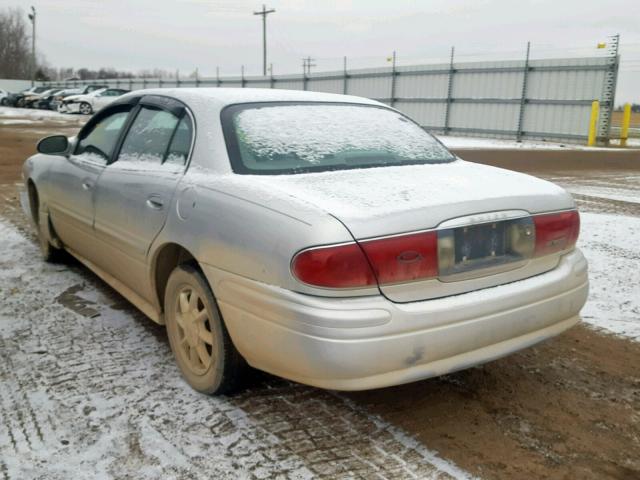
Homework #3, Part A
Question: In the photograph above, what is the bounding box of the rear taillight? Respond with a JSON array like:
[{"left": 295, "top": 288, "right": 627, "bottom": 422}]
[
  {"left": 533, "top": 210, "right": 580, "bottom": 257},
  {"left": 360, "top": 231, "right": 438, "bottom": 285},
  {"left": 292, "top": 231, "right": 438, "bottom": 289},
  {"left": 291, "top": 243, "right": 376, "bottom": 288},
  {"left": 292, "top": 209, "right": 579, "bottom": 289}
]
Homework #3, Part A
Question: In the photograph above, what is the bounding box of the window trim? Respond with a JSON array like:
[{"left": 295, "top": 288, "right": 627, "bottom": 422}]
[
  {"left": 220, "top": 101, "right": 455, "bottom": 176},
  {"left": 73, "top": 105, "right": 135, "bottom": 161},
  {"left": 109, "top": 95, "right": 195, "bottom": 170}
]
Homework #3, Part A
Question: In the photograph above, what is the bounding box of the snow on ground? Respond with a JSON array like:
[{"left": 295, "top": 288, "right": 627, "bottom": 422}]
[
  {"left": 0, "top": 106, "right": 73, "bottom": 120},
  {"left": 438, "top": 135, "right": 638, "bottom": 151},
  {"left": 566, "top": 185, "right": 640, "bottom": 205},
  {"left": 0, "top": 219, "right": 472, "bottom": 480},
  {"left": 578, "top": 212, "right": 640, "bottom": 341}
]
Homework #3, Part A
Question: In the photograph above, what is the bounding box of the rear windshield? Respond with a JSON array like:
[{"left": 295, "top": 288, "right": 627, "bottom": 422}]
[{"left": 221, "top": 102, "right": 455, "bottom": 175}]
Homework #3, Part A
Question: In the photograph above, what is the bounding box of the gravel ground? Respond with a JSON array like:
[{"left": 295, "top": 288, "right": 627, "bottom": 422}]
[{"left": 0, "top": 108, "right": 639, "bottom": 479}]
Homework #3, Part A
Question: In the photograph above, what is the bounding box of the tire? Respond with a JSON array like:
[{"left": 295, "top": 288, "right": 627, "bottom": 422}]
[
  {"left": 28, "top": 185, "right": 63, "bottom": 263},
  {"left": 16, "top": 98, "right": 25, "bottom": 108},
  {"left": 79, "top": 102, "right": 92, "bottom": 115},
  {"left": 0, "top": 98, "right": 7, "bottom": 106},
  {"left": 165, "top": 264, "right": 246, "bottom": 394}
]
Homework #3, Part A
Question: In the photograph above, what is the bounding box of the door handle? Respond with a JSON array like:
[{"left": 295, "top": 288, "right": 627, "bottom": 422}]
[
  {"left": 146, "top": 195, "right": 164, "bottom": 210},
  {"left": 82, "top": 181, "right": 93, "bottom": 190}
]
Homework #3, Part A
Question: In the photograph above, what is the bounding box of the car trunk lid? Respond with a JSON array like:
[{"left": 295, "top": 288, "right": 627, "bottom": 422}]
[{"left": 262, "top": 160, "right": 577, "bottom": 302}]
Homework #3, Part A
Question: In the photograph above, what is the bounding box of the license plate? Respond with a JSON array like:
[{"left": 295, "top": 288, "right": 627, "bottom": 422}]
[{"left": 438, "top": 217, "right": 535, "bottom": 279}]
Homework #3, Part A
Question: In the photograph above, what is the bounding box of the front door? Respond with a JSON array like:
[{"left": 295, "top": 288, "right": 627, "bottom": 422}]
[
  {"left": 47, "top": 106, "right": 132, "bottom": 260},
  {"left": 92, "top": 98, "right": 193, "bottom": 301}
]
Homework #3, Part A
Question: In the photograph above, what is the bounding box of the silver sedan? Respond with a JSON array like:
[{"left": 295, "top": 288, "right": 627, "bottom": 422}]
[{"left": 21, "top": 88, "right": 588, "bottom": 394}]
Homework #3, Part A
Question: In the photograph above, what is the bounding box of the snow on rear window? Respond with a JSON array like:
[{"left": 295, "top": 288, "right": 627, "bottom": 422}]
[{"left": 228, "top": 104, "right": 453, "bottom": 174}]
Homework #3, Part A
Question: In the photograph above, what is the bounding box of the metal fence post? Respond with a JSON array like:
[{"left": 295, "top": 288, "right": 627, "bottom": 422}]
[
  {"left": 343, "top": 56, "right": 348, "bottom": 95},
  {"left": 599, "top": 33, "right": 620, "bottom": 144},
  {"left": 241, "top": 65, "right": 246, "bottom": 88},
  {"left": 620, "top": 103, "right": 631, "bottom": 147},
  {"left": 302, "top": 60, "right": 307, "bottom": 91},
  {"left": 588, "top": 100, "right": 600, "bottom": 146},
  {"left": 443, "top": 46, "right": 455, "bottom": 135},
  {"left": 516, "top": 42, "right": 531, "bottom": 141},
  {"left": 129, "top": 78, "right": 133, "bottom": 90},
  {"left": 216, "top": 67, "right": 221, "bottom": 88},
  {"left": 389, "top": 51, "right": 397, "bottom": 107},
  {"left": 269, "top": 63, "right": 275, "bottom": 89}
]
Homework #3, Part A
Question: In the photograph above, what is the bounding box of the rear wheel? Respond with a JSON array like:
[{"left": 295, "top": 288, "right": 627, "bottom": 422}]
[
  {"left": 0, "top": 98, "right": 7, "bottom": 106},
  {"left": 165, "top": 264, "right": 245, "bottom": 394},
  {"left": 79, "top": 102, "right": 92, "bottom": 115}
]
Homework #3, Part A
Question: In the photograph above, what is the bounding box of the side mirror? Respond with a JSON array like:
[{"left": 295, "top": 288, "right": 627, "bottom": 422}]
[{"left": 37, "top": 135, "right": 69, "bottom": 156}]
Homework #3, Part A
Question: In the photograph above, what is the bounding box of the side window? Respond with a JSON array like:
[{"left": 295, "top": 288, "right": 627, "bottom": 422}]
[
  {"left": 164, "top": 115, "right": 193, "bottom": 167},
  {"left": 116, "top": 106, "right": 180, "bottom": 166},
  {"left": 75, "top": 109, "right": 130, "bottom": 163}
]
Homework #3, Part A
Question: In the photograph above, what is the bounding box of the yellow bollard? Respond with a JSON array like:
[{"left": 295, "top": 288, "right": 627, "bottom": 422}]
[
  {"left": 620, "top": 103, "right": 631, "bottom": 147},
  {"left": 587, "top": 100, "right": 599, "bottom": 147}
]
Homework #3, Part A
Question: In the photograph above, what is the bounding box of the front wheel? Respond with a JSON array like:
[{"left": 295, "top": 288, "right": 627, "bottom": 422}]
[
  {"left": 29, "top": 186, "right": 63, "bottom": 263},
  {"left": 79, "top": 102, "right": 92, "bottom": 115},
  {"left": 0, "top": 98, "right": 7, "bottom": 106},
  {"left": 165, "top": 264, "right": 246, "bottom": 394}
]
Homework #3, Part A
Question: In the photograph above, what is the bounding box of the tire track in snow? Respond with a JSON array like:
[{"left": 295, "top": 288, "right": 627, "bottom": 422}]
[{"left": 0, "top": 216, "right": 473, "bottom": 479}]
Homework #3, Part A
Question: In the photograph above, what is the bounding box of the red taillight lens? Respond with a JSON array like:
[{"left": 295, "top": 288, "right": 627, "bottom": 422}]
[
  {"left": 291, "top": 243, "right": 376, "bottom": 288},
  {"left": 360, "top": 231, "right": 438, "bottom": 285},
  {"left": 533, "top": 210, "right": 580, "bottom": 257}
]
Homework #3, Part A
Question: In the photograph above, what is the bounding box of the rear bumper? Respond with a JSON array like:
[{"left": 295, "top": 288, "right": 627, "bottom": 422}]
[{"left": 203, "top": 249, "right": 588, "bottom": 390}]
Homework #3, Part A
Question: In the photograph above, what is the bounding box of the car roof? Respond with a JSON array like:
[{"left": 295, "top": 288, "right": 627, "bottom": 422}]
[{"left": 119, "top": 88, "right": 384, "bottom": 110}]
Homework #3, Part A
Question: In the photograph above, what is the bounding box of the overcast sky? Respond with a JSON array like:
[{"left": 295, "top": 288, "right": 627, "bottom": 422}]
[{"left": 4, "top": 0, "right": 639, "bottom": 103}]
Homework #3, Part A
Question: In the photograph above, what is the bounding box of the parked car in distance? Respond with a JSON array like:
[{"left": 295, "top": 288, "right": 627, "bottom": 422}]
[
  {"left": 51, "top": 84, "right": 108, "bottom": 112},
  {"left": 11, "top": 86, "right": 50, "bottom": 107},
  {"left": 32, "top": 89, "right": 64, "bottom": 110},
  {"left": 24, "top": 89, "right": 62, "bottom": 109},
  {"left": 21, "top": 88, "right": 589, "bottom": 395},
  {"left": 59, "top": 88, "right": 130, "bottom": 114},
  {"left": 50, "top": 88, "right": 81, "bottom": 111},
  {"left": 0, "top": 88, "right": 10, "bottom": 106}
]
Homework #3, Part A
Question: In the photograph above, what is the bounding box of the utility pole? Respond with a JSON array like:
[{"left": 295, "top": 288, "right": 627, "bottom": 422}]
[
  {"left": 28, "top": 6, "right": 36, "bottom": 86},
  {"left": 302, "top": 56, "right": 316, "bottom": 75},
  {"left": 253, "top": 5, "right": 275, "bottom": 76}
]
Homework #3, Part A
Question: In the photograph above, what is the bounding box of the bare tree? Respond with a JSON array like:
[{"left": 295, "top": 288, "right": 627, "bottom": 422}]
[{"left": 0, "top": 7, "right": 31, "bottom": 79}]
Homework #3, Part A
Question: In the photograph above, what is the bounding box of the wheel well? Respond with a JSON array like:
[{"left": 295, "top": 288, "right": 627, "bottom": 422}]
[
  {"left": 153, "top": 243, "right": 199, "bottom": 312},
  {"left": 27, "top": 180, "right": 39, "bottom": 226}
]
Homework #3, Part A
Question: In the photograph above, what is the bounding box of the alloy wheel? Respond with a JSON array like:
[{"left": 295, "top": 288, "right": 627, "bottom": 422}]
[{"left": 174, "top": 286, "right": 216, "bottom": 375}]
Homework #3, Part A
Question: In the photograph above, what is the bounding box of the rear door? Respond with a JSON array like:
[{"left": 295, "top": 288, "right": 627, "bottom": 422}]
[{"left": 92, "top": 96, "right": 193, "bottom": 299}]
